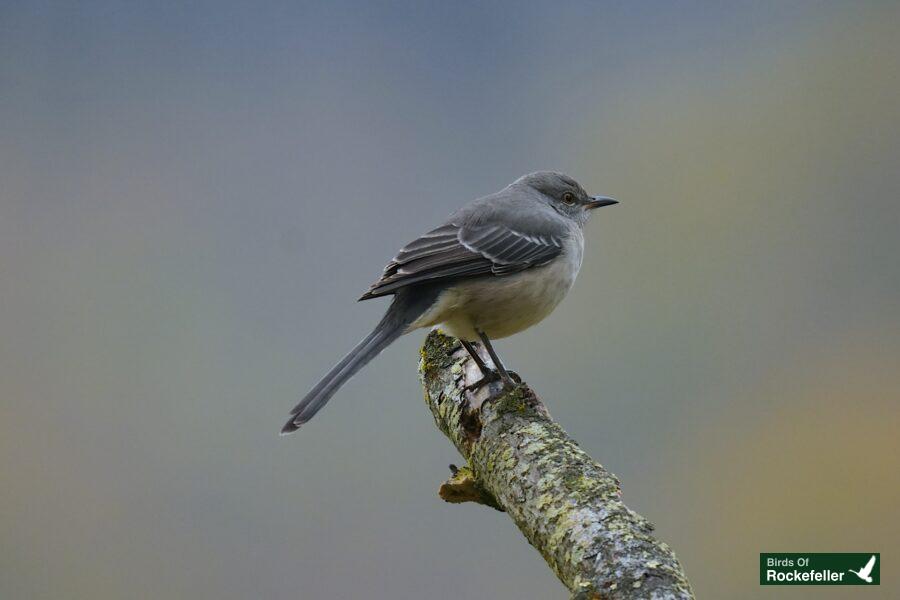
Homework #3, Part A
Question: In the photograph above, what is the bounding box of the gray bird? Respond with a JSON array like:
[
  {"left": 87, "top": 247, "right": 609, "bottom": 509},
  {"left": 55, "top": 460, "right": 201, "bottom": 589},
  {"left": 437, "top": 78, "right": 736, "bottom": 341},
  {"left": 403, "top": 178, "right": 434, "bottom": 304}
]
[{"left": 281, "top": 171, "right": 617, "bottom": 434}]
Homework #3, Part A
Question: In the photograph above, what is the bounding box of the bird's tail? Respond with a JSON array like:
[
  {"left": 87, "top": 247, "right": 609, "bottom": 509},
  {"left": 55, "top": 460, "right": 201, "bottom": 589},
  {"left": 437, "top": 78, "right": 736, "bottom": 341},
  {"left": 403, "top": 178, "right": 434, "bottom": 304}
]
[{"left": 280, "top": 287, "right": 439, "bottom": 434}]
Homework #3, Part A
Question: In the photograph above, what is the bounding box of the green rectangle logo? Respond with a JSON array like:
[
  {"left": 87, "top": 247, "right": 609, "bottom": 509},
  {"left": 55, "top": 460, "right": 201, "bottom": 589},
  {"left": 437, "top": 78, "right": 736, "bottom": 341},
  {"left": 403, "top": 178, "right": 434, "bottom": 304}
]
[{"left": 760, "top": 553, "right": 880, "bottom": 585}]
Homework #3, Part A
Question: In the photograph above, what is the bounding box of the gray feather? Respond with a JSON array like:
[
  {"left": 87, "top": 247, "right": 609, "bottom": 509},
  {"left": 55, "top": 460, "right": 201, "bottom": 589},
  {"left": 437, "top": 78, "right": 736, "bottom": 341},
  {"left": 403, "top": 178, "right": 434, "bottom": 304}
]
[
  {"left": 281, "top": 286, "right": 441, "bottom": 433},
  {"left": 360, "top": 198, "right": 567, "bottom": 300}
]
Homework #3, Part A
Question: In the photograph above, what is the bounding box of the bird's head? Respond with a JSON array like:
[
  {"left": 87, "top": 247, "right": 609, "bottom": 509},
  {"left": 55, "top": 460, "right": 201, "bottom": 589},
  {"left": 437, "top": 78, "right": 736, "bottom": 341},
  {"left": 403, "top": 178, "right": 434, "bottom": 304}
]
[{"left": 512, "top": 171, "right": 617, "bottom": 226}]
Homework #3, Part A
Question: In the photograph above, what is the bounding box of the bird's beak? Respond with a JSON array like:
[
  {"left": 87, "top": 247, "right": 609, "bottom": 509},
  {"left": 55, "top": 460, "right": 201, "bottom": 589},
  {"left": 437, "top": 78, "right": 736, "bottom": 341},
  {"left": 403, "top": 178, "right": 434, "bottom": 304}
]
[{"left": 586, "top": 195, "right": 618, "bottom": 209}]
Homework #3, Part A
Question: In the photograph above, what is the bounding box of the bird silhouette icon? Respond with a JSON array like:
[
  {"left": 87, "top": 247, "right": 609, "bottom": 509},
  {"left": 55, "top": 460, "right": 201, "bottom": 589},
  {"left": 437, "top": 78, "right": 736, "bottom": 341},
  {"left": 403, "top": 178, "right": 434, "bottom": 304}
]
[{"left": 848, "top": 555, "right": 877, "bottom": 583}]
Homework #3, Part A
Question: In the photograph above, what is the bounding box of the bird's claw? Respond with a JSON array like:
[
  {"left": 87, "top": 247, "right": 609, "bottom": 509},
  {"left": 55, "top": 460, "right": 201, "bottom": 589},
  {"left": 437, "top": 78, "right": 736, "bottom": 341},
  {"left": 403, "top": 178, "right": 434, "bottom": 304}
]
[
  {"left": 465, "top": 369, "right": 520, "bottom": 392},
  {"left": 465, "top": 370, "right": 501, "bottom": 392}
]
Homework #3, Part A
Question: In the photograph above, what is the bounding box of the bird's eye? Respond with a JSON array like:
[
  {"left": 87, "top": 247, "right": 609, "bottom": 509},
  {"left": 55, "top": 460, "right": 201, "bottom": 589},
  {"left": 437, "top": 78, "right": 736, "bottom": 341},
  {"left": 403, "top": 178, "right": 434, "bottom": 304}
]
[{"left": 562, "top": 192, "right": 576, "bottom": 205}]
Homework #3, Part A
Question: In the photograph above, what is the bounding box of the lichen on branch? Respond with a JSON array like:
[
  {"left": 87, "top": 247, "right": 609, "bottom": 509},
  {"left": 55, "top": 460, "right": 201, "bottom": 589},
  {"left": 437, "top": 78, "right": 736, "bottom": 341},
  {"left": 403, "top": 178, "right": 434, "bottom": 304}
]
[{"left": 419, "top": 330, "right": 694, "bottom": 600}]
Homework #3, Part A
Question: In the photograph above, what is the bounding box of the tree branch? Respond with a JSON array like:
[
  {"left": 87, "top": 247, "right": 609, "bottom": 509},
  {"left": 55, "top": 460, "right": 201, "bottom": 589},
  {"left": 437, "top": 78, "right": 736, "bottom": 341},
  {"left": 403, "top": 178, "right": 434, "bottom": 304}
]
[{"left": 419, "top": 330, "right": 694, "bottom": 600}]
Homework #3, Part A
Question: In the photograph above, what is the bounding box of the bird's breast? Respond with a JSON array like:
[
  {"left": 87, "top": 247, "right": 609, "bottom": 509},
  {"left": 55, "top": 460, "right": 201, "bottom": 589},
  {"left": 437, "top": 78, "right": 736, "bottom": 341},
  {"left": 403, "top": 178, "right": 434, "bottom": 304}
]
[{"left": 414, "top": 229, "right": 584, "bottom": 341}]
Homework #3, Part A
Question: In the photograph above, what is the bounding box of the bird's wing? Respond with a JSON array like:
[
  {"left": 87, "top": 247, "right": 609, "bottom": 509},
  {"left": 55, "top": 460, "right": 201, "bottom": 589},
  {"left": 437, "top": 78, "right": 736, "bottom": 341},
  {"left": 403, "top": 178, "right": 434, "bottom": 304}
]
[
  {"left": 359, "top": 221, "right": 564, "bottom": 299},
  {"left": 861, "top": 555, "right": 877, "bottom": 576}
]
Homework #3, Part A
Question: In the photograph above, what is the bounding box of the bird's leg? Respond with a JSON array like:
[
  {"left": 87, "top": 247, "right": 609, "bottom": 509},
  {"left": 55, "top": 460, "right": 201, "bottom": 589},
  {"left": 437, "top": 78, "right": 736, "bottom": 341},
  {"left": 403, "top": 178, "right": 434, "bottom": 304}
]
[
  {"left": 460, "top": 339, "right": 493, "bottom": 376},
  {"left": 477, "top": 330, "right": 515, "bottom": 386},
  {"left": 460, "top": 339, "right": 501, "bottom": 391}
]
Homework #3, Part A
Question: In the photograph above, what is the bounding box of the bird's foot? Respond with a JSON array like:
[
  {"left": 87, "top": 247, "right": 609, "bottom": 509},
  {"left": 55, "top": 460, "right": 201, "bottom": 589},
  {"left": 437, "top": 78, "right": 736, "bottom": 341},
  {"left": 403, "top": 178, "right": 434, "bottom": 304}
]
[
  {"left": 465, "top": 369, "right": 520, "bottom": 392},
  {"left": 465, "top": 369, "right": 501, "bottom": 392}
]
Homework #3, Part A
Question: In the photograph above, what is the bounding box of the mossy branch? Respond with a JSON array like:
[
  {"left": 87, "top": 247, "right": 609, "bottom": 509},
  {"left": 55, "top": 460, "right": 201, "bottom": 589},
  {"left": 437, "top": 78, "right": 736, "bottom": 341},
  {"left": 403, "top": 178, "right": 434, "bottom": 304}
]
[{"left": 419, "top": 330, "right": 694, "bottom": 600}]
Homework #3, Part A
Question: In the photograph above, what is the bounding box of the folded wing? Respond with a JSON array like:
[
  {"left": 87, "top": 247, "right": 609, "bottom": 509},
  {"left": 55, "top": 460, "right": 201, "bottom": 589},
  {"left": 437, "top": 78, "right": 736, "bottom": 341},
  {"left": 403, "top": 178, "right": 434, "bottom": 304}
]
[{"left": 359, "top": 221, "right": 563, "bottom": 299}]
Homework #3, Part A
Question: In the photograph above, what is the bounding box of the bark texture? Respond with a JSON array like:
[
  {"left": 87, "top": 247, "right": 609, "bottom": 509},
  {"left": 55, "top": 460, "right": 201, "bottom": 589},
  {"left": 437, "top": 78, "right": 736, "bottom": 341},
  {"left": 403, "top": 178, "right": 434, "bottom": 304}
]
[{"left": 419, "top": 330, "right": 694, "bottom": 600}]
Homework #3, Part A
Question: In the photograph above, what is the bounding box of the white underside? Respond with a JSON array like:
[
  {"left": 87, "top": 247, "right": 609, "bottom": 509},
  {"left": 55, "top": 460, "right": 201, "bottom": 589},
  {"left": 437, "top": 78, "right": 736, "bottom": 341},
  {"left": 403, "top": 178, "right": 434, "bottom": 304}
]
[{"left": 408, "top": 227, "right": 584, "bottom": 341}]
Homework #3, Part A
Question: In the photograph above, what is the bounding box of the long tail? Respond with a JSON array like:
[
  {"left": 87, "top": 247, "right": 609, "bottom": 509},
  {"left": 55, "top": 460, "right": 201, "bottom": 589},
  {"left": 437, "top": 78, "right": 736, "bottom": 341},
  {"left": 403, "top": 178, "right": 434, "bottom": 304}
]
[{"left": 280, "top": 288, "right": 438, "bottom": 434}]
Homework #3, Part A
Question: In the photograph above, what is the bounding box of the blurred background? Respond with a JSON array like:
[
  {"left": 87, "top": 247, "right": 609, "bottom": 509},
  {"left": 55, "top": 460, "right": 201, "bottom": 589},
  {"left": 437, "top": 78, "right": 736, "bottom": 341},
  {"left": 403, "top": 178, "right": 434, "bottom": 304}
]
[{"left": 2, "top": 1, "right": 898, "bottom": 598}]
